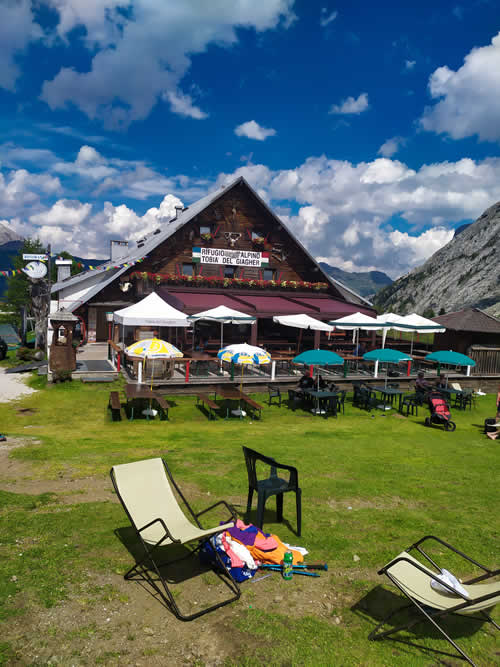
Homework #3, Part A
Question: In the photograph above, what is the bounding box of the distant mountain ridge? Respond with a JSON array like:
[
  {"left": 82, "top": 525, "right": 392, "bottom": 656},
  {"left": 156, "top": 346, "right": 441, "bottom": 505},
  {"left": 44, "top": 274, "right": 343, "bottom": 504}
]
[
  {"left": 319, "top": 262, "right": 392, "bottom": 298},
  {"left": 373, "top": 201, "right": 500, "bottom": 318},
  {"left": 0, "top": 223, "right": 21, "bottom": 245}
]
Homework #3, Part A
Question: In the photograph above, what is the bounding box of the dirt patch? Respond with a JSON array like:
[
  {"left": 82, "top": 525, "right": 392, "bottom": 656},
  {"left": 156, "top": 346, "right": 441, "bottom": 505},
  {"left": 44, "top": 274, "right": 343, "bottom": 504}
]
[
  {"left": 0, "top": 438, "right": 115, "bottom": 504},
  {"left": 3, "top": 564, "right": 349, "bottom": 666}
]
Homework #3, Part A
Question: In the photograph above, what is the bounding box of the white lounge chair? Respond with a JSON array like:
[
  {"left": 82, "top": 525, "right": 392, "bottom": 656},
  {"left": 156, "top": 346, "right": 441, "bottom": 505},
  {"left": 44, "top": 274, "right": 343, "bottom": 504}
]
[{"left": 110, "top": 457, "right": 240, "bottom": 620}]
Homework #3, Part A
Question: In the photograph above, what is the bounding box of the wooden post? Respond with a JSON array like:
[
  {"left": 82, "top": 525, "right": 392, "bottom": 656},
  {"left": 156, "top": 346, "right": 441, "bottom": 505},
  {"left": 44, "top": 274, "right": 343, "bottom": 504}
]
[
  {"left": 314, "top": 330, "right": 320, "bottom": 349},
  {"left": 185, "top": 360, "right": 190, "bottom": 383},
  {"left": 407, "top": 360, "right": 411, "bottom": 376}
]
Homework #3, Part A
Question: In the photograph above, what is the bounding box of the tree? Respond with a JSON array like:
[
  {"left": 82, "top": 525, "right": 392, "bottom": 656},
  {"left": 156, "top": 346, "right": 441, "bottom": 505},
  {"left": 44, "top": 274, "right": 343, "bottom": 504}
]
[
  {"left": 6, "top": 239, "right": 46, "bottom": 327},
  {"left": 6, "top": 242, "right": 84, "bottom": 348}
]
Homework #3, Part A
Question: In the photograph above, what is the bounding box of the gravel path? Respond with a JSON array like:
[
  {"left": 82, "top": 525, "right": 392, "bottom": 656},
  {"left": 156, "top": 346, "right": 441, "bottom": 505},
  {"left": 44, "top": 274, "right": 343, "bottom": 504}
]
[{"left": 0, "top": 367, "right": 37, "bottom": 402}]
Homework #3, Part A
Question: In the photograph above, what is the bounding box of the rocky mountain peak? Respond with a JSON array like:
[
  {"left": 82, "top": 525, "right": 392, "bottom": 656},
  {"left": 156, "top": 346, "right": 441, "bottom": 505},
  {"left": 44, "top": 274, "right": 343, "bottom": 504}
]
[{"left": 373, "top": 201, "right": 500, "bottom": 318}]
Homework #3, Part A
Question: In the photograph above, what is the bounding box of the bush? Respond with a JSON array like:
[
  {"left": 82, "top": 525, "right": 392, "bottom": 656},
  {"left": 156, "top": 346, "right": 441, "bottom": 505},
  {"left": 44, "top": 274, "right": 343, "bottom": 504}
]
[{"left": 16, "top": 347, "right": 34, "bottom": 361}]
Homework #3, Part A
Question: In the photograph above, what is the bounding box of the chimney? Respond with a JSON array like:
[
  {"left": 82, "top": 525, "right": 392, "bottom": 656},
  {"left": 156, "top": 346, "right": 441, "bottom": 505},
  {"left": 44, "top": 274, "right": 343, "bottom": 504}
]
[
  {"left": 175, "top": 206, "right": 183, "bottom": 219},
  {"left": 110, "top": 240, "right": 129, "bottom": 261},
  {"left": 55, "top": 259, "right": 72, "bottom": 282}
]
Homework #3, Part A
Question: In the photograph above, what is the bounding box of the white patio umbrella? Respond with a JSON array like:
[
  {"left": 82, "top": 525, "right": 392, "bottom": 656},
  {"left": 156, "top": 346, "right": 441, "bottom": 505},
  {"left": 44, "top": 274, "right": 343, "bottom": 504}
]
[
  {"left": 384, "top": 313, "right": 446, "bottom": 354},
  {"left": 273, "top": 313, "right": 333, "bottom": 332},
  {"left": 273, "top": 313, "right": 333, "bottom": 352},
  {"left": 188, "top": 305, "right": 255, "bottom": 349},
  {"left": 375, "top": 313, "right": 407, "bottom": 348},
  {"left": 329, "top": 312, "right": 380, "bottom": 360}
]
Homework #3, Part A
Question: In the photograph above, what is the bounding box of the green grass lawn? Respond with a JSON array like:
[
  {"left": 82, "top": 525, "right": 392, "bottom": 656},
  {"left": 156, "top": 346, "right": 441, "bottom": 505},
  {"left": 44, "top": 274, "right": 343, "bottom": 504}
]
[{"left": 0, "top": 373, "right": 498, "bottom": 665}]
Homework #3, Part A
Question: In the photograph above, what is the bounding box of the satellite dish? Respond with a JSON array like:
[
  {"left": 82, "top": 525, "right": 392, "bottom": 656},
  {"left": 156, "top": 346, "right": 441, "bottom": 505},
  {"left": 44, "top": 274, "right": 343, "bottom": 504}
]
[{"left": 22, "top": 261, "right": 47, "bottom": 280}]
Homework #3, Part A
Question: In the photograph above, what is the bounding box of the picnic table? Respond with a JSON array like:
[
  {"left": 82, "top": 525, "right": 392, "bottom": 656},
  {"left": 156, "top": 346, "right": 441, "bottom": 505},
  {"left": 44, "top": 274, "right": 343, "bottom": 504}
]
[
  {"left": 372, "top": 385, "right": 405, "bottom": 412},
  {"left": 304, "top": 388, "right": 339, "bottom": 415},
  {"left": 214, "top": 385, "right": 246, "bottom": 418},
  {"left": 124, "top": 383, "right": 169, "bottom": 420},
  {"left": 214, "top": 386, "right": 263, "bottom": 419},
  {"left": 438, "top": 386, "right": 466, "bottom": 409}
]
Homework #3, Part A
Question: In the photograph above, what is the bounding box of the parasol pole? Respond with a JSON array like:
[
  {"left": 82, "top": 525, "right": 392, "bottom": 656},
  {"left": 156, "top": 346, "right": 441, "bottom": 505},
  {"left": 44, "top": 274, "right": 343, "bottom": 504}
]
[{"left": 221, "top": 321, "right": 223, "bottom": 349}]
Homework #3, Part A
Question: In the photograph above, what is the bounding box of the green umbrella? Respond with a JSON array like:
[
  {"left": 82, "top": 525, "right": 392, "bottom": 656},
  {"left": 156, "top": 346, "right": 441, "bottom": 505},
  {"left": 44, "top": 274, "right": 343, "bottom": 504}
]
[
  {"left": 363, "top": 347, "right": 412, "bottom": 386},
  {"left": 293, "top": 349, "right": 344, "bottom": 366},
  {"left": 293, "top": 349, "right": 344, "bottom": 392},
  {"left": 425, "top": 350, "right": 476, "bottom": 380}
]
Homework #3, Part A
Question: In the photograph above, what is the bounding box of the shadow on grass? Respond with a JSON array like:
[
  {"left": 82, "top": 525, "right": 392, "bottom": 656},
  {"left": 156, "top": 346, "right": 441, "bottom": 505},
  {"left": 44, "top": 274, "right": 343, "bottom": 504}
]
[
  {"left": 352, "top": 585, "right": 490, "bottom": 664},
  {"left": 243, "top": 507, "right": 299, "bottom": 538},
  {"left": 113, "top": 526, "right": 238, "bottom": 618}
]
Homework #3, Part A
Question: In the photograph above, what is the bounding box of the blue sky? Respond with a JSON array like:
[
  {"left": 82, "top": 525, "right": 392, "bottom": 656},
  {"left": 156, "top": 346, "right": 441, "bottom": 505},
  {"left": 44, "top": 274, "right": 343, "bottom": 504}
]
[{"left": 1, "top": 0, "right": 500, "bottom": 278}]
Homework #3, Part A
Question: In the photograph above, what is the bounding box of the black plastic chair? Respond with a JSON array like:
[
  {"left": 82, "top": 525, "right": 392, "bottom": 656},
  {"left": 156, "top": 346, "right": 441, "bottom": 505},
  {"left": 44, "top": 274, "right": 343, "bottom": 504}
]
[
  {"left": 287, "top": 389, "right": 302, "bottom": 411},
  {"left": 336, "top": 389, "right": 346, "bottom": 414},
  {"left": 242, "top": 446, "right": 301, "bottom": 536},
  {"left": 267, "top": 384, "right": 282, "bottom": 407}
]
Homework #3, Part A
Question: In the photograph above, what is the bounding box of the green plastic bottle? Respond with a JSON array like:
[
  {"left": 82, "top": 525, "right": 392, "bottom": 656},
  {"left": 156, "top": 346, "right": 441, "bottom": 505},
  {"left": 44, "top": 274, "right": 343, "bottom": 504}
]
[{"left": 282, "top": 550, "right": 293, "bottom": 580}]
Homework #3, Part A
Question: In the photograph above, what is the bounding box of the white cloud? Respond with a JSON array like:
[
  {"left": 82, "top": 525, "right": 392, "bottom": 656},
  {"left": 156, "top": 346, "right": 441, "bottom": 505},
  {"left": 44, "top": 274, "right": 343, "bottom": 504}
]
[
  {"left": 40, "top": 0, "right": 296, "bottom": 127},
  {"left": 320, "top": 9, "right": 338, "bottom": 28},
  {"left": 378, "top": 136, "right": 405, "bottom": 158},
  {"left": 420, "top": 32, "right": 500, "bottom": 142},
  {"left": 405, "top": 59, "right": 416, "bottom": 70},
  {"left": 5, "top": 141, "right": 500, "bottom": 275},
  {"left": 329, "top": 93, "right": 369, "bottom": 115},
  {"left": 218, "top": 153, "right": 500, "bottom": 276},
  {"left": 234, "top": 120, "right": 277, "bottom": 141},
  {"left": 0, "top": 0, "right": 42, "bottom": 91},
  {"left": 164, "top": 90, "right": 208, "bottom": 120},
  {"left": 29, "top": 200, "right": 92, "bottom": 227}
]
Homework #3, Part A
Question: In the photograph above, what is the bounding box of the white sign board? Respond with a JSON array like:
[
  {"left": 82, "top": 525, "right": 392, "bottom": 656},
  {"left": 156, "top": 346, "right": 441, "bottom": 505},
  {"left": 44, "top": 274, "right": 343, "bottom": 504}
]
[
  {"left": 192, "top": 247, "right": 269, "bottom": 267},
  {"left": 23, "top": 253, "right": 48, "bottom": 261}
]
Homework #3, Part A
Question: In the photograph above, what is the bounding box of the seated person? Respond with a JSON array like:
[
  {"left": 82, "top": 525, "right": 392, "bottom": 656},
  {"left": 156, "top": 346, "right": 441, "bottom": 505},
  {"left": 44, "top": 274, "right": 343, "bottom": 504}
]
[
  {"left": 317, "top": 375, "right": 328, "bottom": 390},
  {"left": 298, "top": 373, "right": 314, "bottom": 391},
  {"left": 415, "top": 371, "right": 433, "bottom": 395},
  {"left": 354, "top": 342, "right": 366, "bottom": 357},
  {"left": 488, "top": 384, "right": 500, "bottom": 440},
  {"left": 435, "top": 374, "right": 448, "bottom": 391}
]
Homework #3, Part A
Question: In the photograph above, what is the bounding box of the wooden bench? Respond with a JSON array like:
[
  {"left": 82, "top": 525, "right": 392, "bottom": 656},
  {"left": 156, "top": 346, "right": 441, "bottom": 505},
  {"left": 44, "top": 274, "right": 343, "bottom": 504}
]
[
  {"left": 108, "top": 391, "right": 122, "bottom": 421},
  {"left": 241, "top": 395, "right": 263, "bottom": 420},
  {"left": 154, "top": 395, "right": 170, "bottom": 421},
  {"left": 196, "top": 393, "right": 220, "bottom": 420}
]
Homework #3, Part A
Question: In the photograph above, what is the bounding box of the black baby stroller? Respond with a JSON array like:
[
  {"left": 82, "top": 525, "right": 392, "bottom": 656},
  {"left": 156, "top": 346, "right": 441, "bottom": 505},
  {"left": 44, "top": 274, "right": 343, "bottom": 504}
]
[{"left": 425, "top": 391, "right": 456, "bottom": 431}]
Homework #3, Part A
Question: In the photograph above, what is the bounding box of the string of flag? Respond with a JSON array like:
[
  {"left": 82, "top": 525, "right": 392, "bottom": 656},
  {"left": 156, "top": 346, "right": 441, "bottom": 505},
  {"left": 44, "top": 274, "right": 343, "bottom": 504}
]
[{"left": 0, "top": 257, "right": 145, "bottom": 276}]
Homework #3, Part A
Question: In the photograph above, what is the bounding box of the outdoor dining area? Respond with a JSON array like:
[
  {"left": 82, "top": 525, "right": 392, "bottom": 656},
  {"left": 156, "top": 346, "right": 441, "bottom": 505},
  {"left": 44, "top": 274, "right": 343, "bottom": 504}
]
[{"left": 101, "top": 291, "right": 481, "bottom": 423}]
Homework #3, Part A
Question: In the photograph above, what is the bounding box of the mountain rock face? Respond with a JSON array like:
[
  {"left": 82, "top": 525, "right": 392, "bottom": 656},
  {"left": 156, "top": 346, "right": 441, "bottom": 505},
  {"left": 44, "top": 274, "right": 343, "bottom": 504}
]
[
  {"left": 373, "top": 201, "right": 500, "bottom": 318},
  {"left": 319, "top": 262, "right": 392, "bottom": 298},
  {"left": 0, "top": 222, "right": 21, "bottom": 245}
]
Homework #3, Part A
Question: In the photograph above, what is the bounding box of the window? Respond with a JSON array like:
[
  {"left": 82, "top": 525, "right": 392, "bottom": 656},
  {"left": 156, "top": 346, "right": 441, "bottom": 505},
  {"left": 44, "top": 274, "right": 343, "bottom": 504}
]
[
  {"left": 252, "top": 230, "right": 264, "bottom": 240},
  {"left": 200, "top": 224, "right": 212, "bottom": 236},
  {"left": 224, "top": 266, "right": 235, "bottom": 278},
  {"left": 182, "top": 263, "right": 195, "bottom": 276},
  {"left": 263, "top": 268, "right": 275, "bottom": 281}
]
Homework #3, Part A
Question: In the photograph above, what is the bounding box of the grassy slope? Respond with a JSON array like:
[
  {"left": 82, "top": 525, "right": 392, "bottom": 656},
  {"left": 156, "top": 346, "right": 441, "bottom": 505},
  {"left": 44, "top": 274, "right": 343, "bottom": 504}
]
[{"left": 0, "top": 374, "right": 498, "bottom": 665}]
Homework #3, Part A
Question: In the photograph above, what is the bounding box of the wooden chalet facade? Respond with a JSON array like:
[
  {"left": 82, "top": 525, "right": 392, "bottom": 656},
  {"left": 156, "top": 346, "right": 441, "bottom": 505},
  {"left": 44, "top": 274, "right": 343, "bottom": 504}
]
[{"left": 53, "top": 177, "right": 375, "bottom": 347}]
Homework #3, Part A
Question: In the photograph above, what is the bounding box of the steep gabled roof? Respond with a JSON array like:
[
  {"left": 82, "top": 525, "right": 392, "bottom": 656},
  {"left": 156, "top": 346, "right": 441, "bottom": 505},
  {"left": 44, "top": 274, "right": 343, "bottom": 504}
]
[
  {"left": 52, "top": 176, "right": 372, "bottom": 309},
  {"left": 433, "top": 308, "right": 500, "bottom": 333}
]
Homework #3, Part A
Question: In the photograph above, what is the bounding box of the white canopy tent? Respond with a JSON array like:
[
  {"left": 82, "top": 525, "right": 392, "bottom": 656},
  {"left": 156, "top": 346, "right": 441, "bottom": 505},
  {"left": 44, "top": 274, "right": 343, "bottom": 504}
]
[
  {"left": 113, "top": 292, "right": 189, "bottom": 327},
  {"left": 188, "top": 305, "right": 255, "bottom": 348}
]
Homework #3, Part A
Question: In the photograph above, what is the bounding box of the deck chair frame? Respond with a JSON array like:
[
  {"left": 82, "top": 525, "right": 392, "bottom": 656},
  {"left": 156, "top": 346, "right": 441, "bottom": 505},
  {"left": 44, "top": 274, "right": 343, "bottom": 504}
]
[
  {"left": 110, "top": 458, "right": 241, "bottom": 621},
  {"left": 369, "top": 535, "right": 500, "bottom": 665}
]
